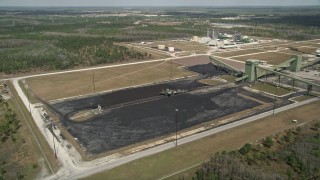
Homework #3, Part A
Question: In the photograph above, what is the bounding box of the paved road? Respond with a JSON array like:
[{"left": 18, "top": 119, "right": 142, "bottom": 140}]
[{"left": 8, "top": 55, "right": 320, "bottom": 180}]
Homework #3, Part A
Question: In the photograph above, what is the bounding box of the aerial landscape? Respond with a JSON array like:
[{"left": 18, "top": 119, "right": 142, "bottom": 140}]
[{"left": 0, "top": 0, "right": 320, "bottom": 179}]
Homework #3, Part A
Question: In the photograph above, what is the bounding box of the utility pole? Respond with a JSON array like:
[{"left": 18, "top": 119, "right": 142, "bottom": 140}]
[
  {"left": 170, "top": 60, "right": 173, "bottom": 79},
  {"left": 175, "top": 109, "right": 178, "bottom": 146},
  {"left": 52, "top": 122, "right": 57, "bottom": 159},
  {"left": 273, "top": 86, "right": 278, "bottom": 115},
  {"left": 26, "top": 85, "right": 31, "bottom": 114},
  {"left": 92, "top": 70, "right": 96, "bottom": 92}
]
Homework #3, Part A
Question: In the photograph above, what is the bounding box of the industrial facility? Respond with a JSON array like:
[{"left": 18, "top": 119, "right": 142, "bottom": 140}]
[{"left": 192, "top": 29, "right": 253, "bottom": 49}]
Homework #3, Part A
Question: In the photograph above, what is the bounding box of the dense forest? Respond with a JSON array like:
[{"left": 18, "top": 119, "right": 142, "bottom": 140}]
[
  {"left": 0, "top": 36, "right": 145, "bottom": 74},
  {"left": 1, "top": 7, "right": 320, "bottom": 74}
]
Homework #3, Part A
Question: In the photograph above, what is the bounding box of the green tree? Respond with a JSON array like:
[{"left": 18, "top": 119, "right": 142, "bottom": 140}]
[
  {"left": 239, "top": 143, "right": 252, "bottom": 155},
  {"left": 263, "top": 136, "right": 274, "bottom": 148},
  {"left": 286, "top": 169, "right": 293, "bottom": 180},
  {"left": 314, "top": 123, "right": 320, "bottom": 131},
  {"left": 284, "top": 131, "right": 293, "bottom": 143}
]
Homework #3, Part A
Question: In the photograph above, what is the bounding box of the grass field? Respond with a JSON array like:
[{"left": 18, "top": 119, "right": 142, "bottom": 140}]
[
  {"left": 213, "top": 49, "right": 265, "bottom": 58},
  {"left": 27, "top": 61, "right": 196, "bottom": 101},
  {"left": 251, "top": 82, "right": 292, "bottom": 96},
  {"left": 83, "top": 100, "right": 320, "bottom": 180},
  {"left": 232, "top": 52, "right": 293, "bottom": 65}
]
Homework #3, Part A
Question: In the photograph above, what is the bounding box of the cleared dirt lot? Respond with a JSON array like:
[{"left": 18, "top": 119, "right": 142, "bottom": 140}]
[
  {"left": 213, "top": 49, "right": 265, "bottom": 58},
  {"left": 292, "top": 46, "right": 318, "bottom": 54},
  {"left": 279, "top": 49, "right": 304, "bottom": 55},
  {"left": 27, "top": 61, "right": 196, "bottom": 101},
  {"left": 294, "top": 42, "right": 320, "bottom": 48},
  {"left": 232, "top": 52, "right": 293, "bottom": 65}
]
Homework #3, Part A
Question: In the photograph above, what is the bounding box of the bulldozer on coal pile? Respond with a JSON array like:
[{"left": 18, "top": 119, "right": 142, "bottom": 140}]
[{"left": 160, "top": 88, "right": 186, "bottom": 96}]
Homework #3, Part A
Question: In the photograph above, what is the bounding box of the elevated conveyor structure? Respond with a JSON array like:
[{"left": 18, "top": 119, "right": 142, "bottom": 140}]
[
  {"left": 243, "top": 55, "right": 320, "bottom": 95},
  {"left": 256, "top": 66, "right": 320, "bottom": 95},
  {"left": 268, "top": 55, "right": 319, "bottom": 72},
  {"left": 209, "top": 56, "right": 244, "bottom": 76},
  {"left": 245, "top": 55, "right": 320, "bottom": 82}
]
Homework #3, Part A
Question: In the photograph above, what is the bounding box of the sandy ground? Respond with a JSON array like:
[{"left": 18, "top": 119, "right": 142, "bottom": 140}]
[
  {"left": 213, "top": 48, "right": 265, "bottom": 58},
  {"left": 232, "top": 52, "right": 293, "bottom": 65}
]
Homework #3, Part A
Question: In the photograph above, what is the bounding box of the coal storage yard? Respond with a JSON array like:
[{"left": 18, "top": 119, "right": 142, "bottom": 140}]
[
  {"left": 50, "top": 85, "right": 272, "bottom": 154},
  {"left": 187, "top": 63, "right": 229, "bottom": 76},
  {"left": 47, "top": 64, "right": 278, "bottom": 155}
]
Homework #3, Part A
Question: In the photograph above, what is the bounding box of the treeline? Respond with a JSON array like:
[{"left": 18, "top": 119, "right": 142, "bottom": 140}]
[
  {"left": 0, "top": 16, "right": 138, "bottom": 35},
  {"left": 0, "top": 95, "right": 21, "bottom": 143},
  {"left": 0, "top": 50, "right": 76, "bottom": 73},
  {"left": 0, "top": 36, "right": 148, "bottom": 74},
  {"left": 53, "top": 36, "right": 107, "bottom": 52},
  {"left": 79, "top": 43, "right": 145, "bottom": 66},
  {"left": 189, "top": 122, "right": 320, "bottom": 180}
]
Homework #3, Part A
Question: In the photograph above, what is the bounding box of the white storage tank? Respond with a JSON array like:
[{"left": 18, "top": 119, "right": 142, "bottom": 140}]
[
  {"left": 158, "top": 45, "right": 166, "bottom": 50},
  {"left": 168, "top": 47, "right": 175, "bottom": 52}
]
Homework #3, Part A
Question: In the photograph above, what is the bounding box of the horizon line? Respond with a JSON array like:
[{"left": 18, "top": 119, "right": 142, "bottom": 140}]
[{"left": 1, "top": 5, "right": 320, "bottom": 8}]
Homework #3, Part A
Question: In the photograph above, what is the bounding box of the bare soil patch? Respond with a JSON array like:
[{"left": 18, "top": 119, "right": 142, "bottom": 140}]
[
  {"left": 294, "top": 42, "right": 320, "bottom": 48},
  {"left": 198, "top": 79, "right": 225, "bottom": 86},
  {"left": 293, "top": 46, "right": 318, "bottom": 54},
  {"left": 232, "top": 52, "right": 293, "bottom": 65},
  {"left": 213, "top": 49, "right": 265, "bottom": 58}
]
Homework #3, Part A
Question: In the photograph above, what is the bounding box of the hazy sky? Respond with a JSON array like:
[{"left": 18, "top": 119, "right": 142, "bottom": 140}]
[{"left": 0, "top": 0, "right": 319, "bottom": 7}]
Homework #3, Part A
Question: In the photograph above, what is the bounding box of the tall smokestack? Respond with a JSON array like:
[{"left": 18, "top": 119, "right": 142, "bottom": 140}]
[{"left": 212, "top": 29, "right": 215, "bottom": 39}]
